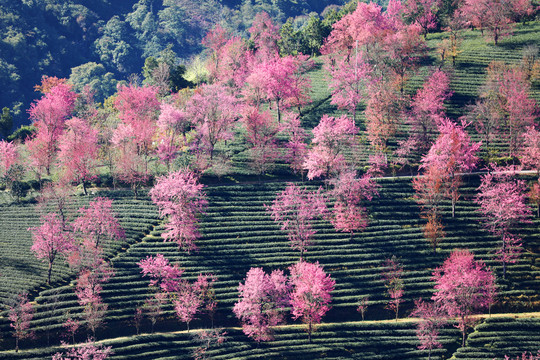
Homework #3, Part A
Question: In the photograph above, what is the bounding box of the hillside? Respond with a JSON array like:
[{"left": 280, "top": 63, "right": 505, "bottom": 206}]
[
  {"left": 0, "top": 0, "right": 346, "bottom": 129},
  {"left": 0, "top": 9, "right": 539, "bottom": 360}
]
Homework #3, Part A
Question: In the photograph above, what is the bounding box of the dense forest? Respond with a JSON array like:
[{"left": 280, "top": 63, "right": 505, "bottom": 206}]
[{"left": 0, "top": 0, "right": 357, "bottom": 129}]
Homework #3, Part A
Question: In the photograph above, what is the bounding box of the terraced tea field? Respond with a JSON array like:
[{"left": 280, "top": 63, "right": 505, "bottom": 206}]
[{"left": 0, "top": 176, "right": 538, "bottom": 358}]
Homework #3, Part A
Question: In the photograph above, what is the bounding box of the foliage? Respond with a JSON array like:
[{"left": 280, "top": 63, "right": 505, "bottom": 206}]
[
  {"left": 381, "top": 256, "right": 405, "bottom": 320},
  {"left": 149, "top": 169, "right": 208, "bottom": 252},
  {"left": 233, "top": 267, "right": 289, "bottom": 342},
  {"left": 432, "top": 249, "right": 497, "bottom": 346},
  {"left": 289, "top": 261, "right": 335, "bottom": 343},
  {"left": 267, "top": 183, "right": 326, "bottom": 258}
]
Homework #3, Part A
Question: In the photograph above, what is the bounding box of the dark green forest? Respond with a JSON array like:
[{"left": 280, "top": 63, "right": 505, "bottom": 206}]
[{"left": 0, "top": 0, "right": 359, "bottom": 130}]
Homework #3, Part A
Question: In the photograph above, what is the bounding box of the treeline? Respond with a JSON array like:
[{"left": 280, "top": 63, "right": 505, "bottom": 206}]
[{"left": 0, "top": 0, "right": 350, "bottom": 129}]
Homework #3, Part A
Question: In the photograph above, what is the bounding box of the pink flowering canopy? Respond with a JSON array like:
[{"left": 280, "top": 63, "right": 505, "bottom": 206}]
[
  {"left": 289, "top": 261, "right": 335, "bottom": 343},
  {"left": 233, "top": 267, "right": 289, "bottom": 342},
  {"left": 149, "top": 169, "right": 208, "bottom": 252},
  {"left": 432, "top": 249, "right": 497, "bottom": 346},
  {"left": 30, "top": 212, "right": 74, "bottom": 284},
  {"left": 72, "top": 197, "right": 125, "bottom": 249},
  {"left": 267, "top": 183, "right": 326, "bottom": 258}
]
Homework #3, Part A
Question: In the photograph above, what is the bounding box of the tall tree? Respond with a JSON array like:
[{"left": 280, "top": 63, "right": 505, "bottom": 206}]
[
  {"left": 328, "top": 171, "right": 379, "bottom": 238},
  {"left": 111, "top": 123, "right": 148, "bottom": 197},
  {"left": 422, "top": 119, "right": 481, "bottom": 217},
  {"left": 57, "top": 117, "right": 99, "bottom": 194},
  {"left": 245, "top": 55, "right": 309, "bottom": 123},
  {"left": 381, "top": 256, "right": 405, "bottom": 320},
  {"left": 149, "top": 169, "right": 208, "bottom": 252},
  {"left": 242, "top": 107, "right": 281, "bottom": 177},
  {"left": 303, "top": 114, "right": 358, "bottom": 180},
  {"left": 30, "top": 213, "right": 74, "bottom": 284},
  {"left": 476, "top": 166, "right": 532, "bottom": 278},
  {"left": 267, "top": 183, "right": 326, "bottom": 259},
  {"left": 407, "top": 70, "right": 452, "bottom": 154},
  {"left": 187, "top": 83, "right": 239, "bottom": 161},
  {"left": 27, "top": 83, "right": 77, "bottom": 176},
  {"left": 233, "top": 267, "right": 290, "bottom": 342},
  {"left": 72, "top": 197, "right": 125, "bottom": 249},
  {"left": 156, "top": 102, "right": 189, "bottom": 171},
  {"left": 410, "top": 299, "right": 447, "bottom": 360},
  {"left": 8, "top": 292, "right": 34, "bottom": 352},
  {"left": 432, "top": 249, "right": 497, "bottom": 346},
  {"left": 402, "top": 0, "right": 441, "bottom": 38},
  {"left": 114, "top": 84, "right": 159, "bottom": 149},
  {"left": 289, "top": 261, "right": 335, "bottom": 343}
]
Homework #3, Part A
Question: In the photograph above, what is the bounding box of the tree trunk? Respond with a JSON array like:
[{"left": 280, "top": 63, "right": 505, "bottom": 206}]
[
  {"left": 452, "top": 198, "right": 456, "bottom": 218},
  {"left": 47, "top": 262, "right": 53, "bottom": 285},
  {"left": 82, "top": 180, "right": 87, "bottom": 196},
  {"left": 15, "top": 337, "right": 19, "bottom": 352},
  {"left": 428, "top": 347, "right": 432, "bottom": 360},
  {"left": 308, "top": 320, "right": 312, "bottom": 343}
]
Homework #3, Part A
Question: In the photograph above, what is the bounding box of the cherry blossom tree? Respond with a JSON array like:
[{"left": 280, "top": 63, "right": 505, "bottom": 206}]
[
  {"left": 245, "top": 55, "right": 309, "bottom": 123},
  {"left": 328, "top": 171, "right": 379, "bottom": 238},
  {"left": 497, "top": 66, "right": 538, "bottom": 156},
  {"left": 267, "top": 183, "right": 326, "bottom": 259},
  {"left": 402, "top": 0, "right": 441, "bottom": 38},
  {"left": 465, "top": 98, "right": 502, "bottom": 156},
  {"left": 365, "top": 79, "right": 405, "bottom": 153},
  {"left": 111, "top": 123, "right": 148, "bottom": 197},
  {"left": 326, "top": 49, "right": 371, "bottom": 122},
  {"left": 8, "top": 292, "right": 34, "bottom": 352},
  {"left": 203, "top": 25, "right": 252, "bottom": 89},
  {"left": 422, "top": 119, "right": 481, "bottom": 217},
  {"left": 478, "top": 62, "right": 537, "bottom": 157},
  {"left": 357, "top": 296, "right": 369, "bottom": 321},
  {"left": 413, "top": 164, "right": 448, "bottom": 253},
  {"left": 432, "top": 249, "right": 497, "bottom": 346},
  {"left": 114, "top": 84, "right": 160, "bottom": 155},
  {"left": 62, "top": 315, "right": 80, "bottom": 344},
  {"left": 476, "top": 166, "right": 532, "bottom": 278},
  {"left": 156, "top": 102, "right": 189, "bottom": 171},
  {"left": 57, "top": 117, "right": 99, "bottom": 194},
  {"left": 407, "top": 70, "right": 452, "bottom": 154},
  {"left": 30, "top": 212, "right": 74, "bottom": 284},
  {"left": 72, "top": 197, "right": 125, "bottom": 249},
  {"left": 381, "top": 256, "right": 405, "bottom": 320},
  {"left": 282, "top": 112, "right": 308, "bottom": 177},
  {"left": 191, "top": 328, "right": 227, "bottom": 360},
  {"left": 248, "top": 12, "right": 280, "bottom": 61},
  {"left": 27, "top": 83, "right": 77, "bottom": 176},
  {"left": 529, "top": 180, "right": 540, "bottom": 218},
  {"left": 187, "top": 83, "right": 239, "bottom": 161},
  {"left": 143, "top": 292, "right": 167, "bottom": 333},
  {"left": 410, "top": 299, "right": 447, "bottom": 360},
  {"left": 36, "top": 180, "right": 73, "bottom": 226},
  {"left": 75, "top": 271, "right": 109, "bottom": 338},
  {"left": 289, "top": 261, "right": 335, "bottom": 343},
  {"left": 233, "top": 267, "right": 289, "bottom": 342},
  {"left": 173, "top": 282, "right": 202, "bottom": 332},
  {"left": 303, "top": 114, "right": 358, "bottom": 180},
  {"left": 242, "top": 107, "right": 281, "bottom": 176},
  {"left": 52, "top": 340, "right": 112, "bottom": 360},
  {"left": 149, "top": 169, "right": 208, "bottom": 252},
  {"left": 193, "top": 273, "right": 218, "bottom": 327},
  {"left": 0, "top": 140, "right": 18, "bottom": 183},
  {"left": 459, "top": 0, "right": 514, "bottom": 44},
  {"left": 521, "top": 127, "right": 540, "bottom": 175},
  {"left": 138, "top": 254, "right": 184, "bottom": 293}
]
